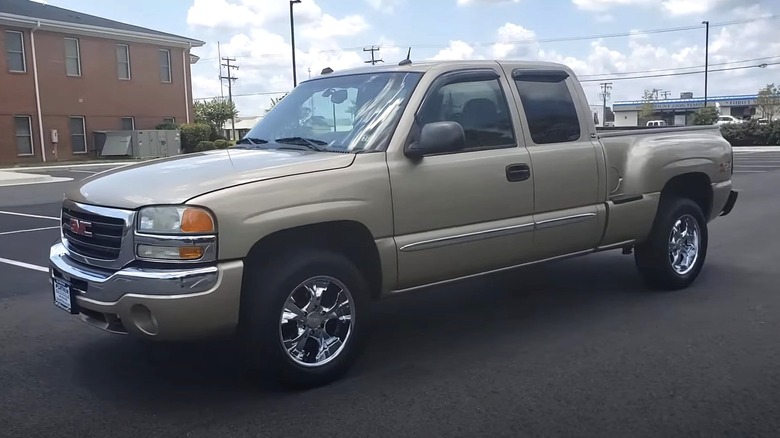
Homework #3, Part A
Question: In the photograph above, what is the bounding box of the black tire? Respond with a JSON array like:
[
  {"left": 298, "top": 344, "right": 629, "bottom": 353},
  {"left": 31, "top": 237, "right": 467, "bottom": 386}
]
[
  {"left": 239, "top": 248, "right": 369, "bottom": 389},
  {"left": 634, "top": 197, "right": 709, "bottom": 290}
]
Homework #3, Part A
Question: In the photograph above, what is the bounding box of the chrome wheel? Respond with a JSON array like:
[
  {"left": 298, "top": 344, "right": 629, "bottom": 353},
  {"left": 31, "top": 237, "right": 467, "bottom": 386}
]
[
  {"left": 279, "top": 276, "right": 354, "bottom": 368},
  {"left": 668, "top": 214, "right": 700, "bottom": 275}
]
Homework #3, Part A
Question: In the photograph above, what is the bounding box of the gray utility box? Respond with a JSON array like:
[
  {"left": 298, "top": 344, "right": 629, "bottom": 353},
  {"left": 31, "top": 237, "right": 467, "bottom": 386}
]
[{"left": 93, "top": 130, "right": 181, "bottom": 158}]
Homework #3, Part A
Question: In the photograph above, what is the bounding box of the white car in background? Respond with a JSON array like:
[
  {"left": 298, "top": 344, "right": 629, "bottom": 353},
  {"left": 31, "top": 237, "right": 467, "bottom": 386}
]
[{"left": 715, "top": 115, "right": 743, "bottom": 125}]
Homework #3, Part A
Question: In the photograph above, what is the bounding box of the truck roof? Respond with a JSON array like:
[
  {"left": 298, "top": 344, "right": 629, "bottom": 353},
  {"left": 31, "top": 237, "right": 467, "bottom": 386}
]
[{"left": 303, "top": 59, "right": 574, "bottom": 81}]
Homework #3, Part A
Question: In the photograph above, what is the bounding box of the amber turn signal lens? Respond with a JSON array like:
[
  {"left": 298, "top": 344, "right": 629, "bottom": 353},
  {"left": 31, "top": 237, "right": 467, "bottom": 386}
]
[
  {"left": 180, "top": 208, "right": 215, "bottom": 233},
  {"left": 178, "top": 246, "right": 204, "bottom": 260}
]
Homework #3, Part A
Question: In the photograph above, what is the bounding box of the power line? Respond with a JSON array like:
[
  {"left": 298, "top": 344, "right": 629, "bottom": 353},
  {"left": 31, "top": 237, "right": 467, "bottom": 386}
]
[
  {"left": 578, "top": 55, "right": 780, "bottom": 78},
  {"left": 192, "top": 58, "right": 780, "bottom": 102},
  {"left": 580, "top": 61, "right": 780, "bottom": 82},
  {"left": 188, "top": 15, "right": 780, "bottom": 62}
]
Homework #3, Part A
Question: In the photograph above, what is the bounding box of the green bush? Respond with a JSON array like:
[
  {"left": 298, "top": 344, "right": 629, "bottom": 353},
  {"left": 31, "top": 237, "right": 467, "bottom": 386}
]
[
  {"left": 155, "top": 122, "right": 179, "bottom": 130},
  {"left": 214, "top": 139, "right": 230, "bottom": 149},
  {"left": 196, "top": 140, "right": 217, "bottom": 151},
  {"left": 180, "top": 123, "right": 211, "bottom": 153},
  {"left": 720, "top": 120, "right": 780, "bottom": 146}
]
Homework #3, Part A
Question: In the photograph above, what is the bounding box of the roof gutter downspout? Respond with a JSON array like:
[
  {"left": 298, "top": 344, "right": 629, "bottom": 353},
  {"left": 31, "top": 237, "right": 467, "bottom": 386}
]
[
  {"left": 30, "top": 20, "right": 46, "bottom": 162},
  {"left": 183, "top": 42, "right": 191, "bottom": 124}
]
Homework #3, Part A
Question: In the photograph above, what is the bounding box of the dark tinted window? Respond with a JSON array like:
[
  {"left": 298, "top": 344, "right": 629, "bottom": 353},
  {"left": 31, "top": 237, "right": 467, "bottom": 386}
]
[
  {"left": 418, "top": 77, "right": 515, "bottom": 151},
  {"left": 514, "top": 74, "right": 581, "bottom": 144}
]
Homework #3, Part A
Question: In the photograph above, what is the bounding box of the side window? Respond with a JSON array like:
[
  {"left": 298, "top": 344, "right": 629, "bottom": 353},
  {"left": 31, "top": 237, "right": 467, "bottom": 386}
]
[
  {"left": 418, "top": 75, "right": 515, "bottom": 151},
  {"left": 514, "top": 73, "right": 581, "bottom": 144}
]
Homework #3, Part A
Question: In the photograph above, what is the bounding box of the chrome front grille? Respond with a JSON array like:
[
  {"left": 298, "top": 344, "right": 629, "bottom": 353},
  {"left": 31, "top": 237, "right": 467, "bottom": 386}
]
[
  {"left": 62, "top": 207, "right": 124, "bottom": 260},
  {"left": 61, "top": 200, "right": 136, "bottom": 270}
]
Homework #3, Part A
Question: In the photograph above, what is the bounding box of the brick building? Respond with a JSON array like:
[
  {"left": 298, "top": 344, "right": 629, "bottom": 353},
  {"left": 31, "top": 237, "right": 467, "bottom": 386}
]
[{"left": 1, "top": 0, "right": 204, "bottom": 165}]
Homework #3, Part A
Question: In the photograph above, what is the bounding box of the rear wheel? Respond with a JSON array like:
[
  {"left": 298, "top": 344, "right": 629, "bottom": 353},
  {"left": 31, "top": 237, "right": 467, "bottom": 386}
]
[
  {"left": 635, "top": 197, "right": 708, "bottom": 290},
  {"left": 239, "top": 249, "right": 369, "bottom": 388}
]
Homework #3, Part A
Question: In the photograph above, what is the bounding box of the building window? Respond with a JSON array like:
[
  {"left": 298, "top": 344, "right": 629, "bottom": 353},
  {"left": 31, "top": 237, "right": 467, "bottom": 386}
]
[
  {"left": 64, "top": 38, "right": 81, "bottom": 77},
  {"left": 70, "top": 117, "right": 87, "bottom": 153},
  {"left": 5, "top": 31, "right": 26, "bottom": 73},
  {"left": 14, "top": 116, "right": 33, "bottom": 156},
  {"left": 159, "top": 49, "right": 171, "bottom": 83},
  {"left": 116, "top": 44, "right": 131, "bottom": 80},
  {"left": 121, "top": 117, "right": 135, "bottom": 131},
  {"left": 163, "top": 117, "right": 175, "bottom": 124}
]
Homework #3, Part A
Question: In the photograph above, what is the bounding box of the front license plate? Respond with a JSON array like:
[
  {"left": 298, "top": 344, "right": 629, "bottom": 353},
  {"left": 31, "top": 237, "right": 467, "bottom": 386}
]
[{"left": 53, "top": 277, "right": 77, "bottom": 314}]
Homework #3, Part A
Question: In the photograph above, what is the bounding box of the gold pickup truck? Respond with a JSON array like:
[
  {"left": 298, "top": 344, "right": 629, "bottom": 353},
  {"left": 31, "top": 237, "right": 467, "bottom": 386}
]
[{"left": 49, "top": 60, "right": 738, "bottom": 387}]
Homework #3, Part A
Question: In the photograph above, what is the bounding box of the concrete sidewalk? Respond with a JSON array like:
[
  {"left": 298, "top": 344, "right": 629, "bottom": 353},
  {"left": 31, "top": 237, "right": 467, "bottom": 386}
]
[
  {"left": 1, "top": 158, "right": 145, "bottom": 172},
  {"left": 0, "top": 171, "right": 72, "bottom": 187}
]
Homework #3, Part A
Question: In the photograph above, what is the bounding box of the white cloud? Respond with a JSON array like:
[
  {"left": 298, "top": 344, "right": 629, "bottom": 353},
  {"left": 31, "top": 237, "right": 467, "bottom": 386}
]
[
  {"left": 365, "top": 0, "right": 404, "bottom": 13},
  {"left": 300, "top": 14, "right": 369, "bottom": 39},
  {"left": 430, "top": 41, "right": 478, "bottom": 60},
  {"left": 187, "top": 0, "right": 371, "bottom": 114},
  {"left": 572, "top": 0, "right": 752, "bottom": 15},
  {"left": 492, "top": 23, "right": 537, "bottom": 58},
  {"left": 457, "top": 0, "right": 521, "bottom": 5}
]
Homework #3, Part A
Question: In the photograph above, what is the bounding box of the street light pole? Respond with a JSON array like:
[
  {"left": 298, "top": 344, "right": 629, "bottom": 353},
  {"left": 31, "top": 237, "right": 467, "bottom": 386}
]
[
  {"left": 290, "top": 0, "right": 301, "bottom": 88},
  {"left": 702, "top": 20, "right": 709, "bottom": 108}
]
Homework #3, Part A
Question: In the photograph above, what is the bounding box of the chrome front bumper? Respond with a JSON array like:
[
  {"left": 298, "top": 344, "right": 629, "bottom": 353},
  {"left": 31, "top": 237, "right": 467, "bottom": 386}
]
[{"left": 49, "top": 242, "right": 244, "bottom": 340}]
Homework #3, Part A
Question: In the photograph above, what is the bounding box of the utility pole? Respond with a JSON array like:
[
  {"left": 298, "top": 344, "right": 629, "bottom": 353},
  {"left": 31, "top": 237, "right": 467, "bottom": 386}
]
[
  {"left": 363, "top": 46, "right": 383, "bottom": 65},
  {"left": 702, "top": 20, "right": 710, "bottom": 108},
  {"left": 290, "top": 0, "right": 301, "bottom": 87},
  {"left": 599, "top": 82, "right": 612, "bottom": 126},
  {"left": 220, "top": 57, "right": 239, "bottom": 140},
  {"left": 217, "top": 41, "right": 224, "bottom": 98}
]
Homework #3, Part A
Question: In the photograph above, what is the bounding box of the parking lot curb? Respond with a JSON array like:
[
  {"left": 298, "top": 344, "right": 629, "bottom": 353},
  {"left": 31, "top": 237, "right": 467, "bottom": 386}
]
[{"left": 1, "top": 162, "right": 138, "bottom": 172}]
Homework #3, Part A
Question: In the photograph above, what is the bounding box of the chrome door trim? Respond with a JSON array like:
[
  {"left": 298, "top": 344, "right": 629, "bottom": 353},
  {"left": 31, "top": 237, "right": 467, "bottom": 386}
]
[
  {"left": 534, "top": 212, "right": 596, "bottom": 230},
  {"left": 399, "top": 222, "right": 534, "bottom": 252},
  {"left": 389, "top": 249, "right": 594, "bottom": 294}
]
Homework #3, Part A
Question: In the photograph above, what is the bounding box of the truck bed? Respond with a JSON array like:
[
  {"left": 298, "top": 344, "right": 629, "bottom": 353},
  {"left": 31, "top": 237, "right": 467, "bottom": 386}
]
[{"left": 596, "top": 125, "right": 721, "bottom": 138}]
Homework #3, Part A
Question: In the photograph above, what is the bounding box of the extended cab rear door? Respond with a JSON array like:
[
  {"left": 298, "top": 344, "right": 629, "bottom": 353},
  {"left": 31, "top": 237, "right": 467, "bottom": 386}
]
[
  {"left": 387, "top": 67, "right": 536, "bottom": 290},
  {"left": 503, "top": 67, "right": 607, "bottom": 260}
]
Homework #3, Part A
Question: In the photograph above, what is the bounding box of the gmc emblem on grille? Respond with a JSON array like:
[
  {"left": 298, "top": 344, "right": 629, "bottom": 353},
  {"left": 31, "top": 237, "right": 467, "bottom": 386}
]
[{"left": 69, "top": 218, "right": 93, "bottom": 237}]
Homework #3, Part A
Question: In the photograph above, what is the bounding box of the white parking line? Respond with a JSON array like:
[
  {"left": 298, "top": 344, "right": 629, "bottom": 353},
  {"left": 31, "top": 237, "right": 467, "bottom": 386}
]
[
  {"left": 0, "top": 226, "right": 60, "bottom": 236},
  {"left": 0, "top": 256, "right": 48, "bottom": 273},
  {"left": 69, "top": 170, "right": 98, "bottom": 174},
  {"left": 0, "top": 210, "right": 59, "bottom": 221}
]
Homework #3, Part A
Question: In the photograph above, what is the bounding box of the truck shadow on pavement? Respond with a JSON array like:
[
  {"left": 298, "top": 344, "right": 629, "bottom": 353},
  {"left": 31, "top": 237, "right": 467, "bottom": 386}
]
[{"left": 70, "top": 251, "right": 726, "bottom": 406}]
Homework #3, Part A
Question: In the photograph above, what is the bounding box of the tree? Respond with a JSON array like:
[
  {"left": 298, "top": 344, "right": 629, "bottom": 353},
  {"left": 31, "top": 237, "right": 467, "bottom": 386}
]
[
  {"left": 194, "top": 98, "right": 238, "bottom": 131},
  {"left": 756, "top": 83, "right": 780, "bottom": 121},
  {"left": 692, "top": 106, "right": 719, "bottom": 125},
  {"left": 638, "top": 89, "right": 656, "bottom": 121},
  {"left": 266, "top": 93, "right": 289, "bottom": 113}
]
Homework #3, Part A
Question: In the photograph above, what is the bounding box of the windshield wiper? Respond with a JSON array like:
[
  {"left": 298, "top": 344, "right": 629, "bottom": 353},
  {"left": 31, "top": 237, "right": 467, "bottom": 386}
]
[
  {"left": 274, "top": 137, "right": 329, "bottom": 151},
  {"left": 234, "top": 137, "right": 269, "bottom": 147}
]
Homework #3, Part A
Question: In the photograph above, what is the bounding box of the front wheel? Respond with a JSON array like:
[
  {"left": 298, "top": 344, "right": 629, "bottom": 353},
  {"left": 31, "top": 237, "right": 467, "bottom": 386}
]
[
  {"left": 239, "top": 249, "right": 369, "bottom": 388},
  {"left": 634, "top": 197, "right": 708, "bottom": 290}
]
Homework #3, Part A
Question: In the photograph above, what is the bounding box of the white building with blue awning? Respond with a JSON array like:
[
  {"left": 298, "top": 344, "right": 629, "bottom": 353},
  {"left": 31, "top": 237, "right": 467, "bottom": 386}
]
[{"left": 612, "top": 94, "right": 760, "bottom": 126}]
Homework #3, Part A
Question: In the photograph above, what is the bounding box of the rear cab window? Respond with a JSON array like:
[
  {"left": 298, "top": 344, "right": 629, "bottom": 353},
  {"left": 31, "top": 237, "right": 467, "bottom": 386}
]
[{"left": 511, "top": 70, "right": 581, "bottom": 145}]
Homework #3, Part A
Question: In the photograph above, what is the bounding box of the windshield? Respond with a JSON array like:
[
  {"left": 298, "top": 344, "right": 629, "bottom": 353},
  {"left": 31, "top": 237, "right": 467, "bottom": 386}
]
[{"left": 241, "top": 72, "right": 423, "bottom": 153}]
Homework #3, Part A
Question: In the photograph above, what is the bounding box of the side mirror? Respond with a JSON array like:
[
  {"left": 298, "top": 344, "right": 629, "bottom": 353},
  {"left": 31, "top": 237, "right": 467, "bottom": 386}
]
[{"left": 405, "top": 121, "right": 465, "bottom": 159}]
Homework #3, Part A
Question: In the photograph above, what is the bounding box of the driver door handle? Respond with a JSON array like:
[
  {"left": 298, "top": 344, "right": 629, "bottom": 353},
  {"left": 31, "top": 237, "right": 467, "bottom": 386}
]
[{"left": 506, "top": 163, "right": 531, "bottom": 182}]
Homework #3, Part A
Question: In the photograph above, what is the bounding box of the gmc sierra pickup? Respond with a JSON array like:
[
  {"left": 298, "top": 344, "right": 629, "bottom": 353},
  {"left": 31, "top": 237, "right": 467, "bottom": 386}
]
[{"left": 49, "top": 60, "right": 738, "bottom": 387}]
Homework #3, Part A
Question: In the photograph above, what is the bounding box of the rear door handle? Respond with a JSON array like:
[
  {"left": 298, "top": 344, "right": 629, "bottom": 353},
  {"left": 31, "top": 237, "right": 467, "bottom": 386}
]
[{"left": 506, "top": 163, "right": 531, "bottom": 182}]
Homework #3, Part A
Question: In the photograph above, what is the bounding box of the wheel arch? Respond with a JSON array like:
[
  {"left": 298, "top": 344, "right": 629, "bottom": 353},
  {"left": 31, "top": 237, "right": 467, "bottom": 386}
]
[{"left": 243, "top": 220, "right": 384, "bottom": 300}]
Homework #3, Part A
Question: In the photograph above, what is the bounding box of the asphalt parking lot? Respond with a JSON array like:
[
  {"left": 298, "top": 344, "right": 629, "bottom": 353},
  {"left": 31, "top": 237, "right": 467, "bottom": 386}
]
[{"left": 1, "top": 152, "right": 780, "bottom": 438}]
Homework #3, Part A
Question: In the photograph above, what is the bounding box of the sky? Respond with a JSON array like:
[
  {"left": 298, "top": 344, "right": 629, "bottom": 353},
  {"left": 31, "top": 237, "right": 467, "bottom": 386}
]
[{"left": 32, "top": 0, "right": 780, "bottom": 117}]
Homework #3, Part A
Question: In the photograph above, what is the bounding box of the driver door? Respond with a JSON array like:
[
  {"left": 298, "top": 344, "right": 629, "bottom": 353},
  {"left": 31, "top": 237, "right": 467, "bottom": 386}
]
[{"left": 386, "top": 68, "right": 536, "bottom": 290}]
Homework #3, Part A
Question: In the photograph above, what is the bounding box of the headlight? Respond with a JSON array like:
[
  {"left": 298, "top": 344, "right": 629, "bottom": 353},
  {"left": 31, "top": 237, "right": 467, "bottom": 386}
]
[
  {"left": 137, "top": 206, "right": 215, "bottom": 234},
  {"left": 135, "top": 205, "right": 217, "bottom": 262}
]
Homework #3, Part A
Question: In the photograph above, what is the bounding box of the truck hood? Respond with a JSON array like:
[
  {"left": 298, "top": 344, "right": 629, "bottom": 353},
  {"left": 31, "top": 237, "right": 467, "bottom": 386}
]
[{"left": 67, "top": 149, "right": 356, "bottom": 209}]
